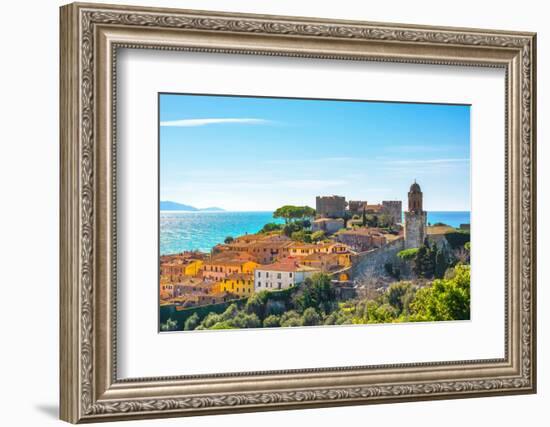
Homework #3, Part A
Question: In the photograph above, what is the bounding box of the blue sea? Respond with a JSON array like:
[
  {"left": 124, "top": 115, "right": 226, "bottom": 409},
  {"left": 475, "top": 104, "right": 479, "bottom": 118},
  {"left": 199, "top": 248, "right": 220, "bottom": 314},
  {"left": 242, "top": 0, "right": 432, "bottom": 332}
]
[{"left": 160, "top": 210, "right": 470, "bottom": 255}]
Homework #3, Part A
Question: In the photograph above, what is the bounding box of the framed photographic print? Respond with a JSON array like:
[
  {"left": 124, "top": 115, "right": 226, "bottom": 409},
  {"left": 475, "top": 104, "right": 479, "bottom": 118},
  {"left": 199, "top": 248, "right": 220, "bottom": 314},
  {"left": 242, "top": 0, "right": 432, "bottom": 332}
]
[{"left": 60, "top": 2, "right": 537, "bottom": 423}]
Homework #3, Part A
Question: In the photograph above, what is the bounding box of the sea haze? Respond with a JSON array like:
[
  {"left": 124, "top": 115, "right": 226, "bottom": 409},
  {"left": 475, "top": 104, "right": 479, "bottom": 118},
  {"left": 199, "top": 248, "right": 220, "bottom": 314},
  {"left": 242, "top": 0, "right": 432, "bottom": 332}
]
[{"left": 159, "top": 210, "right": 470, "bottom": 255}]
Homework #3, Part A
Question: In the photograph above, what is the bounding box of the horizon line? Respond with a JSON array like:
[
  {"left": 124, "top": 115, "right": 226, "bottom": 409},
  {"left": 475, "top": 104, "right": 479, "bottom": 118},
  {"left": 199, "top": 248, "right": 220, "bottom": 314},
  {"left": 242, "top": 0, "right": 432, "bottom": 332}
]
[{"left": 159, "top": 209, "right": 472, "bottom": 213}]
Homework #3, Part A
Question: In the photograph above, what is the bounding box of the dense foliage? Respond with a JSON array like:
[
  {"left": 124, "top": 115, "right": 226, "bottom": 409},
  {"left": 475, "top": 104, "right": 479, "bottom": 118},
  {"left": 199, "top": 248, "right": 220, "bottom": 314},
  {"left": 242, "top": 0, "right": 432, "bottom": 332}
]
[
  {"left": 181, "top": 266, "right": 470, "bottom": 331},
  {"left": 273, "top": 205, "right": 316, "bottom": 223},
  {"left": 259, "top": 222, "right": 283, "bottom": 233},
  {"left": 160, "top": 318, "right": 179, "bottom": 331},
  {"left": 411, "top": 240, "right": 450, "bottom": 279},
  {"left": 361, "top": 212, "right": 392, "bottom": 228},
  {"left": 444, "top": 231, "right": 471, "bottom": 249}
]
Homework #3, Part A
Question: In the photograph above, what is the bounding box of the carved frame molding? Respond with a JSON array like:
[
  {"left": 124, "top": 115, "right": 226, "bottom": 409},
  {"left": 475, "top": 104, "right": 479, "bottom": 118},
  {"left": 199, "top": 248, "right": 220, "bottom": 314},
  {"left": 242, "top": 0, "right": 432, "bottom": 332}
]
[{"left": 60, "top": 2, "right": 536, "bottom": 423}]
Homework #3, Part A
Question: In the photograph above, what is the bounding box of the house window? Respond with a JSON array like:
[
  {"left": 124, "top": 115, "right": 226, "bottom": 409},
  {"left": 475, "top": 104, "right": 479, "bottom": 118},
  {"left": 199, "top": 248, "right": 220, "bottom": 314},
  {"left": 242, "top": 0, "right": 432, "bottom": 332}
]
[
  {"left": 289, "top": 272, "right": 293, "bottom": 278},
  {"left": 258, "top": 271, "right": 261, "bottom": 277},
  {"left": 266, "top": 272, "right": 269, "bottom": 278},
  {"left": 258, "top": 282, "right": 261, "bottom": 287},
  {"left": 277, "top": 273, "right": 281, "bottom": 279}
]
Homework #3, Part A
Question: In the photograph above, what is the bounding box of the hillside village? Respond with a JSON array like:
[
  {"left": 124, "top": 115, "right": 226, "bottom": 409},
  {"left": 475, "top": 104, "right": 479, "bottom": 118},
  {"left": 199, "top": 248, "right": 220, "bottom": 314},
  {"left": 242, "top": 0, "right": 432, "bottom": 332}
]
[{"left": 160, "top": 181, "right": 471, "bottom": 330}]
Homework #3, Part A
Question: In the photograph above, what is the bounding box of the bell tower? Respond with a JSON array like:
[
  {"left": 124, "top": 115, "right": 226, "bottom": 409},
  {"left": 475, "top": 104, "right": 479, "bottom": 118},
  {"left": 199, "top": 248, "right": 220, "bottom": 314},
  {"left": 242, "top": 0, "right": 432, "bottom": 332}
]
[
  {"left": 408, "top": 180, "right": 423, "bottom": 212},
  {"left": 404, "top": 181, "right": 427, "bottom": 248}
]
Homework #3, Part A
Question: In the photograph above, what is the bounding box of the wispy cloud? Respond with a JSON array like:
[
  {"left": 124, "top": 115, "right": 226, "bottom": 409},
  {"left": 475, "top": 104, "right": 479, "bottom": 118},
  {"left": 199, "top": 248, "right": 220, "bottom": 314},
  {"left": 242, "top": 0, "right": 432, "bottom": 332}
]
[
  {"left": 382, "top": 144, "right": 465, "bottom": 154},
  {"left": 383, "top": 158, "right": 469, "bottom": 166},
  {"left": 265, "top": 157, "right": 354, "bottom": 166},
  {"left": 160, "top": 118, "right": 272, "bottom": 127}
]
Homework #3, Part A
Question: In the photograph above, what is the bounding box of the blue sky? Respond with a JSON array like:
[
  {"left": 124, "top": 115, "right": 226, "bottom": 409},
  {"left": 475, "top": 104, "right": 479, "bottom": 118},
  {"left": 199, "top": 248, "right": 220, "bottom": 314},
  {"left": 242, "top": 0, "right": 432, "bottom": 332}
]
[{"left": 159, "top": 93, "right": 470, "bottom": 211}]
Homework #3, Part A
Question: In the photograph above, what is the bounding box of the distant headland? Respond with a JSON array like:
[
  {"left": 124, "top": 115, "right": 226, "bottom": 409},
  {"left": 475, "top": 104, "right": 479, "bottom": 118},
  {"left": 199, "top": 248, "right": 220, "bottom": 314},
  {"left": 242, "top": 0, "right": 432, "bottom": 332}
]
[{"left": 160, "top": 201, "right": 225, "bottom": 212}]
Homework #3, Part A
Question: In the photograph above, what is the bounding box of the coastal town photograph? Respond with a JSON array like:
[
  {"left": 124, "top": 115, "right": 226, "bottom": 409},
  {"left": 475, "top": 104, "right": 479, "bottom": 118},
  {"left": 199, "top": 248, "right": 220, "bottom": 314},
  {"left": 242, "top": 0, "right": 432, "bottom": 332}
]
[{"left": 158, "top": 93, "right": 471, "bottom": 332}]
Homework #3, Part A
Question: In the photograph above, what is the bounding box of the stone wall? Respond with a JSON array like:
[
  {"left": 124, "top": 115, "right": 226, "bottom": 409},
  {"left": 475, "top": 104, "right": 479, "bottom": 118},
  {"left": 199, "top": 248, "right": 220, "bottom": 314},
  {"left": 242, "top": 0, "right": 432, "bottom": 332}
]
[
  {"left": 351, "top": 237, "right": 404, "bottom": 284},
  {"left": 382, "top": 200, "right": 402, "bottom": 224},
  {"left": 404, "top": 211, "right": 427, "bottom": 249},
  {"left": 348, "top": 200, "right": 368, "bottom": 216},
  {"left": 312, "top": 218, "right": 345, "bottom": 234}
]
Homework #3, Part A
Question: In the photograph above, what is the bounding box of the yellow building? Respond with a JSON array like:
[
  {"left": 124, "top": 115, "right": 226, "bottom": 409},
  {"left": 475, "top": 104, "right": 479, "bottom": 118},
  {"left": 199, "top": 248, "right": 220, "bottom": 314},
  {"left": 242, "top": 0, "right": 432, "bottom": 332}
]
[
  {"left": 337, "top": 252, "right": 352, "bottom": 267},
  {"left": 184, "top": 260, "right": 203, "bottom": 276},
  {"left": 160, "top": 259, "right": 204, "bottom": 282},
  {"left": 202, "top": 254, "right": 259, "bottom": 281},
  {"left": 215, "top": 273, "right": 255, "bottom": 297}
]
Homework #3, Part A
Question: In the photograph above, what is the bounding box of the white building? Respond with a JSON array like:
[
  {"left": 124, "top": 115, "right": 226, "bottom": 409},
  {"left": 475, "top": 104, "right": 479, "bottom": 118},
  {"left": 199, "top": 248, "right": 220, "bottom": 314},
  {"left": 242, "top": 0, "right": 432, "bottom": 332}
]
[{"left": 254, "top": 260, "right": 320, "bottom": 292}]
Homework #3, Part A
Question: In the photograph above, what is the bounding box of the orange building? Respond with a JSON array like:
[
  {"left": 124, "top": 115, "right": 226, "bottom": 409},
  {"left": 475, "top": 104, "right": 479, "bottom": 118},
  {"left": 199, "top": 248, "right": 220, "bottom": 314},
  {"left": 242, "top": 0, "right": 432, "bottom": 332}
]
[
  {"left": 300, "top": 253, "right": 340, "bottom": 272},
  {"left": 218, "top": 234, "right": 293, "bottom": 263},
  {"left": 202, "top": 253, "right": 259, "bottom": 281},
  {"left": 288, "top": 241, "right": 349, "bottom": 257}
]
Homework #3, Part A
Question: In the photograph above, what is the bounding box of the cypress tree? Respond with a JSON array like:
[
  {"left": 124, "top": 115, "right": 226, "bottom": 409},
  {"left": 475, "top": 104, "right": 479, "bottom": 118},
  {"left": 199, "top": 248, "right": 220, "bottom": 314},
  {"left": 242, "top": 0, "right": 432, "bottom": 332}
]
[
  {"left": 435, "top": 249, "right": 447, "bottom": 279},
  {"left": 414, "top": 241, "right": 436, "bottom": 278}
]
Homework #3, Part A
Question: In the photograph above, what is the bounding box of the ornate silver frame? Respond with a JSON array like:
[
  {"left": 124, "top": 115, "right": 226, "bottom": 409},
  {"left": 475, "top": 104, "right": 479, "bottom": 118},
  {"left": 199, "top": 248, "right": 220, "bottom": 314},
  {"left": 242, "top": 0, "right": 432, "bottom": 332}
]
[{"left": 60, "top": 2, "right": 537, "bottom": 423}]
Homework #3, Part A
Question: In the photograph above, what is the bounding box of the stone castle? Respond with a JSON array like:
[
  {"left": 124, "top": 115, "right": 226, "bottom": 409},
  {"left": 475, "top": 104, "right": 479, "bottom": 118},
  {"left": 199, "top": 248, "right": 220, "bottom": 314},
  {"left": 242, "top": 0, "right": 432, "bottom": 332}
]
[
  {"left": 316, "top": 181, "right": 427, "bottom": 249},
  {"left": 315, "top": 195, "right": 347, "bottom": 219},
  {"left": 316, "top": 196, "right": 402, "bottom": 225}
]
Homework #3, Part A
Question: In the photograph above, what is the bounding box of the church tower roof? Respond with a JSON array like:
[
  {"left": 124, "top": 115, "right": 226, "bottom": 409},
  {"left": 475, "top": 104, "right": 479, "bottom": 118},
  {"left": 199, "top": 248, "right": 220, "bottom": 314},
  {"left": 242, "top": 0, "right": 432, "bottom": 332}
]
[{"left": 409, "top": 181, "right": 421, "bottom": 193}]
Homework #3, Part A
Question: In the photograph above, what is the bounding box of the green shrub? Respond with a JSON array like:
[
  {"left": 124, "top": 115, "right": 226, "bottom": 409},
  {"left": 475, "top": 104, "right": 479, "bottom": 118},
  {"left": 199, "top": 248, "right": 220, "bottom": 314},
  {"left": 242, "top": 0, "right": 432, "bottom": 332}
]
[
  {"left": 291, "top": 230, "right": 312, "bottom": 243},
  {"left": 311, "top": 230, "right": 326, "bottom": 242},
  {"left": 183, "top": 313, "right": 200, "bottom": 331},
  {"left": 280, "top": 310, "right": 303, "bottom": 327},
  {"left": 260, "top": 222, "right": 283, "bottom": 233},
  {"left": 397, "top": 248, "right": 419, "bottom": 260},
  {"left": 263, "top": 315, "right": 281, "bottom": 328},
  {"left": 302, "top": 307, "right": 321, "bottom": 326},
  {"left": 409, "top": 265, "right": 470, "bottom": 321},
  {"left": 160, "top": 318, "right": 179, "bottom": 332}
]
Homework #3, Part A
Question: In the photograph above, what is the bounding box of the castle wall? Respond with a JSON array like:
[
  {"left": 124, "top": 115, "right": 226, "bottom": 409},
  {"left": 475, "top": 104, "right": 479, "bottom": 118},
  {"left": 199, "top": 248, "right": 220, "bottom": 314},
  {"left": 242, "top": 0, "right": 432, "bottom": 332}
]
[{"left": 350, "top": 237, "right": 404, "bottom": 281}]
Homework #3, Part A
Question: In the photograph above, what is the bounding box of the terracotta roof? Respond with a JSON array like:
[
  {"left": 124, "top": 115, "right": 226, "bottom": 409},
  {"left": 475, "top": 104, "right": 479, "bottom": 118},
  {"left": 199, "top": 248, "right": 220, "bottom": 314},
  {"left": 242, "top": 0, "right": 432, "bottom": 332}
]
[
  {"left": 288, "top": 242, "right": 321, "bottom": 249},
  {"left": 174, "top": 280, "right": 215, "bottom": 289},
  {"left": 206, "top": 253, "right": 258, "bottom": 265},
  {"left": 256, "top": 260, "right": 320, "bottom": 273},
  {"left": 302, "top": 252, "right": 339, "bottom": 261},
  {"left": 365, "top": 204, "right": 383, "bottom": 210},
  {"left": 223, "top": 273, "right": 254, "bottom": 281}
]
